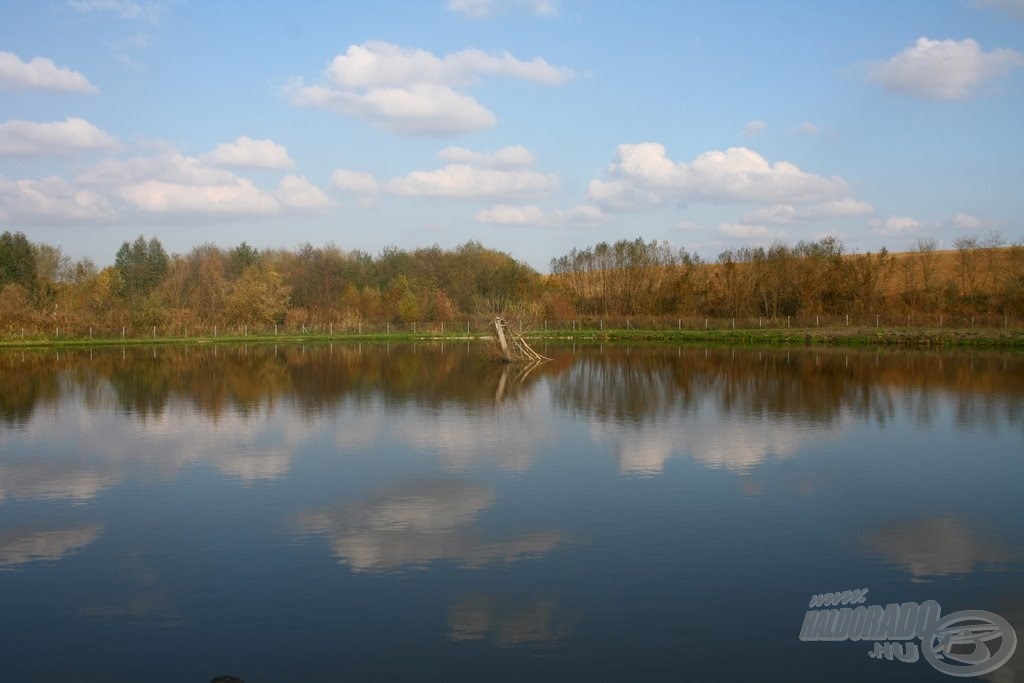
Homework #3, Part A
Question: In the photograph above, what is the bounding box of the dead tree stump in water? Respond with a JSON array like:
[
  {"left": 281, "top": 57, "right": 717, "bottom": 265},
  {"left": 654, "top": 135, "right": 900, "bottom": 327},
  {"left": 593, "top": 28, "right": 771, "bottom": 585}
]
[{"left": 490, "top": 317, "right": 549, "bottom": 363}]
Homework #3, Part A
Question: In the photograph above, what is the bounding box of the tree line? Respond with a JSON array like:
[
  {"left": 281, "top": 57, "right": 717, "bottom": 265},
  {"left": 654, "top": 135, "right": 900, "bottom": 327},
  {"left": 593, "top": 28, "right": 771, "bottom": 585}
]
[
  {"left": 551, "top": 234, "right": 1024, "bottom": 320},
  {"left": 1, "top": 230, "right": 1022, "bottom": 334}
]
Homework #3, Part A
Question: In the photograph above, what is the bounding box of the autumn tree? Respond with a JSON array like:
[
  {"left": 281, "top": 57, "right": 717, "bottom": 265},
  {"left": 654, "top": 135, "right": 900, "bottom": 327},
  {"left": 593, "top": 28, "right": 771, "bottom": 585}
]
[{"left": 224, "top": 264, "right": 291, "bottom": 327}]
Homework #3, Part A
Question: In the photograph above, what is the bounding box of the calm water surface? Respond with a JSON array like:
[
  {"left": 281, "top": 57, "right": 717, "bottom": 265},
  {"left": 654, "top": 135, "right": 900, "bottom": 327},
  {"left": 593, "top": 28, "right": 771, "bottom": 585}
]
[{"left": 1, "top": 343, "right": 1022, "bottom": 682}]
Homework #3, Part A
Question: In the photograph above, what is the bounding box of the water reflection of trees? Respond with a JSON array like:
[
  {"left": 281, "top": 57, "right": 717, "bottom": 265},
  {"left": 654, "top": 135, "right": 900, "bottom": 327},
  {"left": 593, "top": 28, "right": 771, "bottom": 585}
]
[
  {"left": 550, "top": 346, "right": 1024, "bottom": 429},
  {"left": 0, "top": 355, "right": 62, "bottom": 427},
  {"left": 0, "top": 344, "right": 1022, "bottom": 429},
  {"left": 0, "top": 344, "right": 557, "bottom": 423}
]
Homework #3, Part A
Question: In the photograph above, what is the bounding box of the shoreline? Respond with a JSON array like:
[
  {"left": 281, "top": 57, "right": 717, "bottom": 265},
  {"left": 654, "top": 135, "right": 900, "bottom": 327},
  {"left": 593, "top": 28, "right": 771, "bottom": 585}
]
[{"left": 2, "top": 326, "right": 1023, "bottom": 350}]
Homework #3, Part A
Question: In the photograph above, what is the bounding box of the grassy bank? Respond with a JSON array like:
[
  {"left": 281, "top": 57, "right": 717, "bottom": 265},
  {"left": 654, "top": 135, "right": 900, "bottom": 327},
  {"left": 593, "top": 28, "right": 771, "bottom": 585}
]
[
  {"left": 528, "top": 326, "right": 1024, "bottom": 347},
  {"left": 2, "top": 325, "right": 1023, "bottom": 350},
  {"left": 0, "top": 331, "right": 489, "bottom": 350}
]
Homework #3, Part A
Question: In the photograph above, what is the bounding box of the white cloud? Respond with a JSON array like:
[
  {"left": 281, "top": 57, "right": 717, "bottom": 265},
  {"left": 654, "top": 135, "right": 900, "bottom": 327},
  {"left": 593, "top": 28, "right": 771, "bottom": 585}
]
[
  {"left": 331, "top": 169, "right": 380, "bottom": 194},
  {"left": 972, "top": 0, "right": 1024, "bottom": 21},
  {"left": 586, "top": 143, "right": 848, "bottom": 210},
  {"left": 291, "top": 82, "right": 497, "bottom": 136},
  {"left": 951, "top": 211, "right": 982, "bottom": 230},
  {"left": 77, "top": 148, "right": 236, "bottom": 187},
  {"left": 718, "top": 223, "right": 775, "bottom": 240},
  {"left": 289, "top": 41, "right": 573, "bottom": 136},
  {"left": 114, "top": 53, "right": 145, "bottom": 71},
  {"left": 73, "top": 147, "right": 321, "bottom": 216},
  {"left": 325, "top": 42, "right": 571, "bottom": 88},
  {"left": 0, "top": 117, "right": 117, "bottom": 156},
  {"left": 476, "top": 203, "right": 605, "bottom": 228},
  {"left": 798, "top": 121, "right": 820, "bottom": 136},
  {"left": 66, "top": 0, "right": 163, "bottom": 23},
  {"left": 871, "top": 215, "right": 921, "bottom": 234},
  {"left": 863, "top": 37, "right": 1024, "bottom": 100},
  {"left": 742, "top": 120, "right": 766, "bottom": 136},
  {"left": 201, "top": 136, "right": 294, "bottom": 169},
  {"left": 114, "top": 32, "right": 151, "bottom": 49},
  {"left": 447, "top": 0, "right": 557, "bottom": 19},
  {"left": 0, "top": 51, "right": 97, "bottom": 93},
  {"left": 438, "top": 145, "right": 535, "bottom": 168},
  {"left": 0, "top": 175, "right": 114, "bottom": 222},
  {"left": 276, "top": 175, "right": 332, "bottom": 210},
  {"left": 119, "top": 179, "right": 279, "bottom": 214},
  {"left": 555, "top": 204, "right": 607, "bottom": 228},
  {"left": 388, "top": 164, "right": 557, "bottom": 199},
  {"left": 476, "top": 203, "right": 546, "bottom": 225},
  {"left": 742, "top": 197, "right": 873, "bottom": 225}
]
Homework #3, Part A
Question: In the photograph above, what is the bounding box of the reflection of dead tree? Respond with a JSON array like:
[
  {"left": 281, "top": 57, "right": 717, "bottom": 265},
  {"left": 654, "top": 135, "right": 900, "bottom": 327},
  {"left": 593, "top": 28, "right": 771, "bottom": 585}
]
[
  {"left": 495, "top": 358, "right": 545, "bottom": 403},
  {"left": 491, "top": 318, "right": 550, "bottom": 363}
]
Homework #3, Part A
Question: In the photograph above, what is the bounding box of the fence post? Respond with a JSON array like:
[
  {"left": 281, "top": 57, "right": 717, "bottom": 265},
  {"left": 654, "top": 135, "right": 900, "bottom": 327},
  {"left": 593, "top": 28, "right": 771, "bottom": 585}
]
[
  {"left": 846, "top": 314, "right": 849, "bottom": 326},
  {"left": 387, "top": 322, "right": 390, "bottom": 334},
  {"left": 153, "top": 326, "right": 156, "bottom": 338},
  {"left": 705, "top": 318, "right": 708, "bottom": 329},
  {"left": 876, "top": 315, "right": 879, "bottom": 327},
  {"left": 732, "top": 318, "right": 735, "bottom": 329},
  {"left": 122, "top": 326, "right": 125, "bottom": 339}
]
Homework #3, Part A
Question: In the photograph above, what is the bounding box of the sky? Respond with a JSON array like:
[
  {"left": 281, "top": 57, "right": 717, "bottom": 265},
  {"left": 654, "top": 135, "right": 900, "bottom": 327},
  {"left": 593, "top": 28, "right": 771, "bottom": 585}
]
[{"left": 1, "top": 0, "right": 1022, "bottom": 272}]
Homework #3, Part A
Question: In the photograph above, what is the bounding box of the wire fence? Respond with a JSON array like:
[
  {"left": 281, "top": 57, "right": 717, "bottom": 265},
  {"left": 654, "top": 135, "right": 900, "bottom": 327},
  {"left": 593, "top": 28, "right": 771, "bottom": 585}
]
[{"left": 1, "top": 313, "right": 1020, "bottom": 342}]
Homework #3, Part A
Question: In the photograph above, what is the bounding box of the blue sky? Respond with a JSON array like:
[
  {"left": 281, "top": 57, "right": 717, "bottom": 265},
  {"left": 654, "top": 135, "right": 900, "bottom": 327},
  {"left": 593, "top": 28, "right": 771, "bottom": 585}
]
[{"left": 1, "top": 0, "right": 1022, "bottom": 271}]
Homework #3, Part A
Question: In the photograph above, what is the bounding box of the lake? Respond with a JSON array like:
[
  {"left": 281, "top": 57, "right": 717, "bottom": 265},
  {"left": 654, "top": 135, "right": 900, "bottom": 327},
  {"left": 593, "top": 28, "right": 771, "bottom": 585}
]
[{"left": 1, "top": 342, "right": 1022, "bottom": 682}]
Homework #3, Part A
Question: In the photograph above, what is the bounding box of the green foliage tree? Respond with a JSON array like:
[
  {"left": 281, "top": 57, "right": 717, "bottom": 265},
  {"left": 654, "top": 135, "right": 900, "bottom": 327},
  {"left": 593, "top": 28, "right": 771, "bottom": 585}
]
[
  {"left": 227, "top": 241, "right": 260, "bottom": 280},
  {"left": 114, "top": 235, "right": 168, "bottom": 300},
  {"left": 0, "top": 231, "right": 38, "bottom": 291}
]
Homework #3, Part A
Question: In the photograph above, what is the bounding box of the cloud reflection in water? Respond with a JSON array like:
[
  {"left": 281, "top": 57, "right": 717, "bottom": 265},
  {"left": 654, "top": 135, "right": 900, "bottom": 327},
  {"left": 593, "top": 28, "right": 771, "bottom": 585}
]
[{"left": 292, "top": 480, "right": 563, "bottom": 573}]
